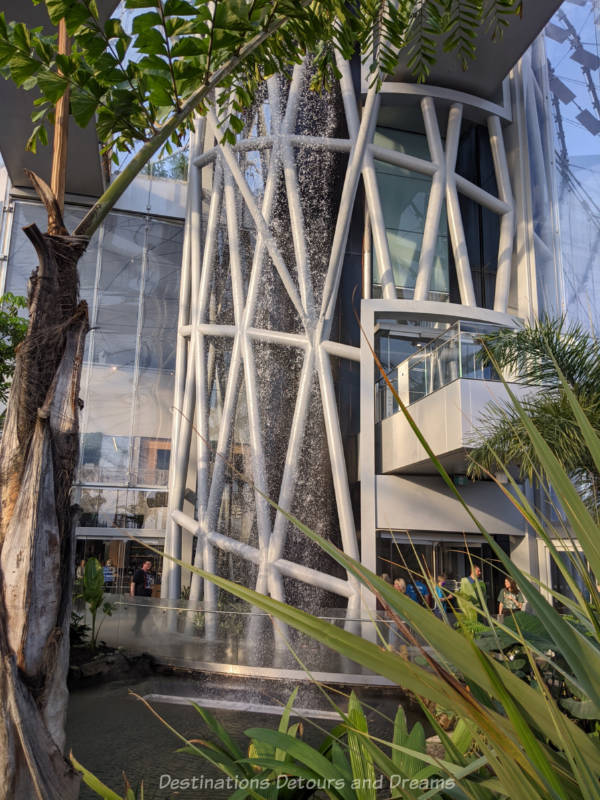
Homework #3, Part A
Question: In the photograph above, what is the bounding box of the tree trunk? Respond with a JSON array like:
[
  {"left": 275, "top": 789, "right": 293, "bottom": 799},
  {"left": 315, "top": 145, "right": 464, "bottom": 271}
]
[{"left": 0, "top": 174, "right": 88, "bottom": 798}]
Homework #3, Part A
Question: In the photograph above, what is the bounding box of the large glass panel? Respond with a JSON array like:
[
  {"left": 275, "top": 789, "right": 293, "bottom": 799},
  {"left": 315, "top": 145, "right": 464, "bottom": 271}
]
[
  {"left": 455, "top": 126, "right": 500, "bottom": 309},
  {"left": 77, "top": 209, "right": 182, "bottom": 489},
  {"left": 4, "top": 202, "right": 47, "bottom": 297},
  {"left": 141, "top": 218, "right": 181, "bottom": 367},
  {"left": 373, "top": 128, "right": 449, "bottom": 297},
  {"left": 76, "top": 487, "right": 168, "bottom": 531},
  {"left": 91, "top": 213, "right": 144, "bottom": 366},
  {"left": 131, "top": 219, "right": 182, "bottom": 486},
  {"left": 375, "top": 321, "right": 504, "bottom": 418},
  {"left": 543, "top": 1, "right": 600, "bottom": 327}
]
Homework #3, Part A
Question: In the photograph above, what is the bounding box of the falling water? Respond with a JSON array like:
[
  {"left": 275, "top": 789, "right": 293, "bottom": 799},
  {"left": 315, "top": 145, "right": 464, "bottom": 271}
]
[{"left": 208, "top": 63, "right": 352, "bottom": 613}]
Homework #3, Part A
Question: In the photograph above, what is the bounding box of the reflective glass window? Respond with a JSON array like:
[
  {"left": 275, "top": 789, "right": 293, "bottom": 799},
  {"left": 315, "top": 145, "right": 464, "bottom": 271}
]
[{"left": 373, "top": 128, "right": 449, "bottom": 298}]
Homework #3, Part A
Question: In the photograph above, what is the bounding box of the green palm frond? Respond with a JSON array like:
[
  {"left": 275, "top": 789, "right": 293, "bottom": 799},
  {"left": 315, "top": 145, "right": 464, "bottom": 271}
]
[
  {"left": 401, "top": 0, "right": 443, "bottom": 82},
  {"left": 479, "top": 316, "right": 600, "bottom": 392},
  {"left": 468, "top": 318, "right": 600, "bottom": 508}
]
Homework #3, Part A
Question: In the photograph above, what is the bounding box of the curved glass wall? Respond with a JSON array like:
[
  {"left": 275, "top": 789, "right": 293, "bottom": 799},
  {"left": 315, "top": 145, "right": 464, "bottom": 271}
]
[
  {"left": 373, "top": 128, "right": 450, "bottom": 299},
  {"left": 372, "top": 121, "right": 501, "bottom": 308}
]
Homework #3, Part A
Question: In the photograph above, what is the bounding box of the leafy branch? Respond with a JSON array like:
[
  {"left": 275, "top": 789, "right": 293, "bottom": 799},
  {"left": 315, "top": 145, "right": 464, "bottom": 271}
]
[{"left": 0, "top": 0, "right": 523, "bottom": 239}]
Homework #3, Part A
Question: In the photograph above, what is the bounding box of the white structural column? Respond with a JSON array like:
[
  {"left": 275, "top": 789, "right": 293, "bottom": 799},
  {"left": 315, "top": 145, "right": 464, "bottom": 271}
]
[
  {"left": 488, "top": 114, "right": 516, "bottom": 312},
  {"left": 163, "top": 121, "right": 203, "bottom": 600},
  {"left": 445, "top": 104, "right": 477, "bottom": 306},
  {"left": 165, "top": 57, "right": 517, "bottom": 633},
  {"left": 413, "top": 97, "right": 446, "bottom": 301},
  {"left": 336, "top": 59, "right": 392, "bottom": 299}
]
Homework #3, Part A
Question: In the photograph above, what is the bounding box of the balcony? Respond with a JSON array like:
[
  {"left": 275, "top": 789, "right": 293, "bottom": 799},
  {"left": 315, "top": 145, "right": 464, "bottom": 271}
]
[{"left": 376, "top": 320, "right": 534, "bottom": 475}]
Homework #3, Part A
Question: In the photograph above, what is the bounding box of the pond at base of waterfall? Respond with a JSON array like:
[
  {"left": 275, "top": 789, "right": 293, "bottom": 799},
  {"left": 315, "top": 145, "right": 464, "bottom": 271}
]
[{"left": 66, "top": 675, "right": 421, "bottom": 800}]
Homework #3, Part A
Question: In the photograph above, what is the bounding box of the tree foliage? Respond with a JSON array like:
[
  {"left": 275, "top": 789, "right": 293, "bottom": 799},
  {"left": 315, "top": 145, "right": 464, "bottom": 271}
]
[
  {"left": 0, "top": 293, "right": 27, "bottom": 407},
  {"left": 0, "top": 0, "right": 522, "bottom": 161}
]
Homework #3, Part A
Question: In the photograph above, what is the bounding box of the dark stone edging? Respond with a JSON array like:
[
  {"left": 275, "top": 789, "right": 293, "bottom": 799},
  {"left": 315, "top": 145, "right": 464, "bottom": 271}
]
[{"left": 68, "top": 648, "right": 156, "bottom": 690}]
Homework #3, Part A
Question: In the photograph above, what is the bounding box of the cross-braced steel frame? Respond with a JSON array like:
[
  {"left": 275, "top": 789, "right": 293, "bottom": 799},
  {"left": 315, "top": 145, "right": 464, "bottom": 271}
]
[{"left": 162, "top": 56, "right": 516, "bottom": 631}]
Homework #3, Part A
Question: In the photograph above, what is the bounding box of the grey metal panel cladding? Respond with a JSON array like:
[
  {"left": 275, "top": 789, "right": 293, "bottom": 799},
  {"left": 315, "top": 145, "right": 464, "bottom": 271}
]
[{"left": 375, "top": 475, "right": 526, "bottom": 537}]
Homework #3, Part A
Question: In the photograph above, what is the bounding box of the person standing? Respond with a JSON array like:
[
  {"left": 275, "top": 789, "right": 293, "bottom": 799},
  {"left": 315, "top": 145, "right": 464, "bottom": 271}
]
[
  {"left": 103, "top": 559, "right": 115, "bottom": 591},
  {"left": 497, "top": 577, "right": 524, "bottom": 616},
  {"left": 434, "top": 573, "right": 448, "bottom": 615},
  {"left": 130, "top": 560, "right": 153, "bottom": 635},
  {"left": 460, "top": 564, "right": 487, "bottom": 607},
  {"left": 406, "top": 576, "right": 431, "bottom": 607}
]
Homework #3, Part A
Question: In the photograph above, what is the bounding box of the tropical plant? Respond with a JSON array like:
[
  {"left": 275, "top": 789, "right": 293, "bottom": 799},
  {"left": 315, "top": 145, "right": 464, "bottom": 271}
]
[
  {"left": 467, "top": 316, "right": 600, "bottom": 503},
  {"left": 77, "top": 557, "right": 116, "bottom": 652},
  {"left": 0, "top": 2, "right": 524, "bottom": 796},
  {"left": 74, "top": 687, "right": 477, "bottom": 799},
  {"left": 73, "top": 330, "right": 600, "bottom": 799},
  {"left": 69, "top": 610, "right": 91, "bottom": 648},
  {"left": 0, "top": 292, "right": 27, "bottom": 408}
]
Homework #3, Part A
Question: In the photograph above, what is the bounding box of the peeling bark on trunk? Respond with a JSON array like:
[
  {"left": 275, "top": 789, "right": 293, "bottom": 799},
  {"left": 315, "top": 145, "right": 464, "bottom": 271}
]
[{"left": 0, "top": 173, "right": 88, "bottom": 798}]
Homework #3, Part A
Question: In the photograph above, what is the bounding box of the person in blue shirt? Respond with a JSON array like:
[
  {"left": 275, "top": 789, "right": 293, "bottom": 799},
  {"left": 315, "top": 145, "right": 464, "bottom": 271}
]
[
  {"left": 103, "top": 559, "right": 115, "bottom": 589},
  {"left": 406, "top": 577, "right": 431, "bottom": 607}
]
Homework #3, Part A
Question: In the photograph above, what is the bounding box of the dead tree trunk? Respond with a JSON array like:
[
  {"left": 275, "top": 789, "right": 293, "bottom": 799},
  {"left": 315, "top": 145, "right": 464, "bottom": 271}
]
[{"left": 0, "top": 173, "right": 88, "bottom": 799}]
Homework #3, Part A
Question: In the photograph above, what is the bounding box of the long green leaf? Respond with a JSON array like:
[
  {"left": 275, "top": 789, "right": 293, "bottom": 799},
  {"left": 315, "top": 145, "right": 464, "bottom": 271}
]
[
  {"left": 145, "top": 537, "right": 600, "bottom": 780},
  {"left": 244, "top": 729, "right": 356, "bottom": 800},
  {"left": 368, "top": 340, "right": 600, "bottom": 716},
  {"left": 276, "top": 687, "right": 298, "bottom": 762},
  {"left": 345, "top": 693, "right": 376, "bottom": 800},
  {"left": 472, "top": 644, "right": 566, "bottom": 799},
  {"left": 70, "top": 752, "right": 126, "bottom": 800},
  {"left": 191, "top": 703, "right": 245, "bottom": 761}
]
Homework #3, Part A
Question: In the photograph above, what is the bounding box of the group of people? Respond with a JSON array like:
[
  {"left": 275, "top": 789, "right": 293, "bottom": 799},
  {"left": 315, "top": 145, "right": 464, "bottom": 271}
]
[
  {"left": 75, "top": 558, "right": 117, "bottom": 588},
  {"left": 75, "top": 558, "right": 158, "bottom": 598},
  {"left": 381, "top": 565, "right": 525, "bottom": 619}
]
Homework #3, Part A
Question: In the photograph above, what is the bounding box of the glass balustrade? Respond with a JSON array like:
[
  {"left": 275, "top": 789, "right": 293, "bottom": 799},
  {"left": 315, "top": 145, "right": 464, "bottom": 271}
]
[{"left": 376, "top": 320, "right": 503, "bottom": 421}]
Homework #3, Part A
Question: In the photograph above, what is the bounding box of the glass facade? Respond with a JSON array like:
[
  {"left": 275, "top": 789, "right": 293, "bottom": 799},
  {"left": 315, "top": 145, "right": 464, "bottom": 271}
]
[
  {"left": 542, "top": 0, "right": 600, "bottom": 325},
  {"left": 4, "top": 201, "right": 183, "bottom": 558},
  {"left": 375, "top": 320, "right": 502, "bottom": 421},
  {"left": 373, "top": 127, "right": 450, "bottom": 298},
  {"left": 372, "top": 122, "right": 501, "bottom": 306},
  {"left": 78, "top": 211, "right": 183, "bottom": 490}
]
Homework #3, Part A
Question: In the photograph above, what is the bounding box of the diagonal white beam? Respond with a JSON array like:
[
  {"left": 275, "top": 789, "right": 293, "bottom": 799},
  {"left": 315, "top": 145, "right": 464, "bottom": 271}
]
[
  {"left": 445, "top": 103, "right": 477, "bottom": 306},
  {"left": 320, "top": 57, "right": 381, "bottom": 335},
  {"left": 280, "top": 61, "right": 316, "bottom": 320},
  {"left": 488, "top": 114, "right": 515, "bottom": 313},
  {"left": 413, "top": 97, "right": 446, "bottom": 302},
  {"left": 266, "top": 348, "right": 315, "bottom": 598},
  {"left": 207, "top": 109, "right": 307, "bottom": 328},
  {"left": 368, "top": 144, "right": 436, "bottom": 176},
  {"left": 455, "top": 175, "right": 511, "bottom": 215},
  {"left": 184, "top": 158, "right": 225, "bottom": 610},
  {"left": 315, "top": 347, "right": 360, "bottom": 584},
  {"left": 173, "top": 510, "right": 353, "bottom": 598},
  {"left": 163, "top": 119, "right": 203, "bottom": 600}
]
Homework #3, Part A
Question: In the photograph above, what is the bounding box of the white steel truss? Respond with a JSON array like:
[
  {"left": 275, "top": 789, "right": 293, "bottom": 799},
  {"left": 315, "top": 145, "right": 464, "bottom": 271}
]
[{"left": 163, "top": 57, "right": 516, "bottom": 625}]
